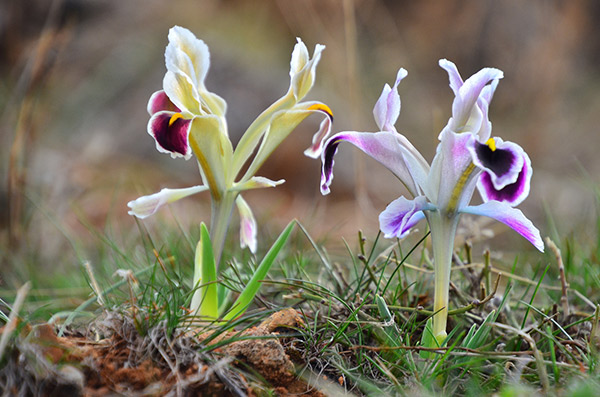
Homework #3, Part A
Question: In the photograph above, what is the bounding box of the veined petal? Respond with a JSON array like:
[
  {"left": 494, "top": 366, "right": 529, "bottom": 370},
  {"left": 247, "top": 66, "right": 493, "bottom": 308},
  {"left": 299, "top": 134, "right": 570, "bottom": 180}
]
[
  {"left": 188, "top": 115, "right": 233, "bottom": 198},
  {"left": 147, "top": 90, "right": 180, "bottom": 116},
  {"left": 320, "top": 130, "right": 429, "bottom": 197},
  {"left": 147, "top": 111, "right": 193, "bottom": 159},
  {"left": 429, "top": 130, "right": 479, "bottom": 212},
  {"left": 373, "top": 68, "right": 408, "bottom": 132},
  {"left": 166, "top": 26, "right": 210, "bottom": 87},
  {"left": 379, "top": 196, "right": 434, "bottom": 239},
  {"left": 231, "top": 176, "right": 285, "bottom": 191},
  {"left": 477, "top": 149, "right": 532, "bottom": 206},
  {"left": 127, "top": 185, "right": 208, "bottom": 219},
  {"left": 289, "top": 38, "right": 325, "bottom": 101},
  {"left": 460, "top": 201, "right": 544, "bottom": 252},
  {"left": 236, "top": 195, "right": 257, "bottom": 253},
  {"left": 243, "top": 101, "right": 333, "bottom": 179},
  {"left": 469, "top": 137, "right": 525, "bottom": 190},
  {"left": 163, "top": 70, "right": 202, "bottom": 115}
]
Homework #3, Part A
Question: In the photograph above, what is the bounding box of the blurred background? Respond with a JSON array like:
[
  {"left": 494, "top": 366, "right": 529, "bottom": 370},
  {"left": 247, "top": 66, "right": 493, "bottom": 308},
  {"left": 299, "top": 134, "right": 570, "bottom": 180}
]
[{"left": 2, "top": 0, "right": 600, "bottom": 285}]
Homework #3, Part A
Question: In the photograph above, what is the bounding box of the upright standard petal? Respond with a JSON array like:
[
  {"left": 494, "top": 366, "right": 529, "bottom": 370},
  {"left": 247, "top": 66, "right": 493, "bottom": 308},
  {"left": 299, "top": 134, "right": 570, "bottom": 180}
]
[
  {"left": 460, "top": 201, "right": 544, "bottom": 252},
  {"left": 289, "top": 38, "right": 325, "bottom": 101},
  {"left": 236, "top": 195, "right": 257, "bottom": 253},
  {"left": 127, "top": 185, "right": 208, "bottom": 219},
  {"left": 373, "top": 68, "right": 408, "bottom": 132},
  {"left": 379, "top": 196, "right": 433, "bottom": 239},
  {"left": 166, "top": 26, "right": 210, "bottom": 87},
  {"left": 148, "top": 111, "right": 193, "bottom": 159},
  {"left": 442, "top": 62, "right": 503, "bottom": 135}
]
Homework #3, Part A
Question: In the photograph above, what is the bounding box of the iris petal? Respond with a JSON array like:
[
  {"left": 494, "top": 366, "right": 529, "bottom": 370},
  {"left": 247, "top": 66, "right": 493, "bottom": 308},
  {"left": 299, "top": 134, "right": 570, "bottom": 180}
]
[
  {"left": 127, "top": 185, "right": 208, "bottom": 219},
  {"left": 373, "top": 68, "right": 408, "bottom": 132},
  {"left": 477, "top": 151, "right": 531, "bottom": 206},
  {"left": 236, "top": 195, "right": 257, "bottom": 253},
  {"left": 147, "top": 90, "right": 180, "bottom": 115},
  {"left": 148, "top": 111, "right": 193, "bottom": 159},
  {"left": 470, "top": 137, "right": 525, "bottom": 188},
  {"left": 379, "top": 196, "right": 433, "bottom": 239},
  {"left": 320, "top": 131, "right": 428, "bottom": 196},
  {"left": 460, "top": 201, "right": 544, "bottom": 252}
]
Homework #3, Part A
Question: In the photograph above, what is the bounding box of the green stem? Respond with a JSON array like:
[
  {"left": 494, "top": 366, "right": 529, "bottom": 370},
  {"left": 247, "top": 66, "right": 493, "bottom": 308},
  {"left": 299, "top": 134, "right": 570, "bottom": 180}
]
[
  {"left": 427, "top": 212, "right": 459, "bottom": 344},
  {"left": 210, "top": 191, "right": 238, "bottom": 271}
]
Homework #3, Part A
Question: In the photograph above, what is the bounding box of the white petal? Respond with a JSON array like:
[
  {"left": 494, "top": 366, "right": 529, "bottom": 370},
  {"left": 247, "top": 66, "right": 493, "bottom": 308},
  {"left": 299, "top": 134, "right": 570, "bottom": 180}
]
[
  {"left": 236, "top": 195, "right": 257, "bottom": 253},
  {"left": 127, "top": 185, "right": 207, "bottom": 219}
]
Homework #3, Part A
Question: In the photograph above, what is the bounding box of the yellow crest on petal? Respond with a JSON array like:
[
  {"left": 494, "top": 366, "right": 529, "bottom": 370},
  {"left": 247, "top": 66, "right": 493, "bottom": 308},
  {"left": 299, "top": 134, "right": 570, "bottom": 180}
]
[
  {"left": 169, "top": 113, "right": 185, "bottom": 127},
  {"left": 485, "top": 138, "right": 496, "bottom": 152}
]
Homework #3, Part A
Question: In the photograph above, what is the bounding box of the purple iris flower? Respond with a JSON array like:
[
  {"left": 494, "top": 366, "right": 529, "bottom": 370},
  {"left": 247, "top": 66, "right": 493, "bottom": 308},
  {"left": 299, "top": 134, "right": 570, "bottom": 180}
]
[{"left": 320, "top": 60, "right": 543, "bottom": 342}]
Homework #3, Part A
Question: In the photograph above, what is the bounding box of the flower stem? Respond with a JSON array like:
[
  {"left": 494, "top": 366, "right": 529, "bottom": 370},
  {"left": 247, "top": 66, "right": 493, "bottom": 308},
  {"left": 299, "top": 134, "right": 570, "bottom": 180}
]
[
  {"left": 209, "top": 191, "right": 237, "bottom": 270},
  {"left": 427, "top": 213, "right": 459, "bottom": 344}
]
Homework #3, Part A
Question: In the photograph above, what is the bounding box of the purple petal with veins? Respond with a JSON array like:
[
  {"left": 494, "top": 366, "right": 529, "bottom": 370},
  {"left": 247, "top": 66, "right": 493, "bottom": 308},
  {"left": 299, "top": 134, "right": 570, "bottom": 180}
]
[
  {"left": 379, "top": 196, "right": 432, "bottom": 239},
  {"left": 460, "top": 201, "right": 544, "bottom": 252},
  {"left": 148, "top": 111, "right": 192, "bottom": 159}
]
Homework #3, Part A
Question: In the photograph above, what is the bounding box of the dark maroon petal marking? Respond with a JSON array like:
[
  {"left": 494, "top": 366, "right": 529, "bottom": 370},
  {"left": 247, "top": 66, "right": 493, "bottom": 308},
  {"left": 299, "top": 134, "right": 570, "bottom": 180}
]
[
  {"left": 479, "top": 157, "right": 529, "bottom": 205},
  {"left": 149, "top": 112, "right": 192, "bottom": 158},
  {"left": 148, "top": 90, "right": 181, "bottom": 115},
  {"left": 474, "top": 142, "right": 517, "bottom": 178}
]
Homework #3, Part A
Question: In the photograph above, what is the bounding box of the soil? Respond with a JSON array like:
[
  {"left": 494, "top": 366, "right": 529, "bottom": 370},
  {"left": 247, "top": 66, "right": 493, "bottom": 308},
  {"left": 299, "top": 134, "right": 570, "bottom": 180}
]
[{"left": 0, "top": 308, "right": 329, "bottom": 396}]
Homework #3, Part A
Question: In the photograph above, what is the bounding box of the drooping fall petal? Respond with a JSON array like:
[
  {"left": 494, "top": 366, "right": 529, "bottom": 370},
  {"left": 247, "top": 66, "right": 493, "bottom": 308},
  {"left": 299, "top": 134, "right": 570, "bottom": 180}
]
[
  {"left": 127, "top": 185, "right": 208, "bottom": 219},
  {"left": 460, "top": 200, "right": 544, "bottom": 251},
  {"left": 147, "top": 111, "right": 193, "bottom": 159},
  {"left": 469, "top": 137, "right": 526, "bottom": 190},
  {"left": 147, "top": 90, "right": 180, "bottom": 115}
]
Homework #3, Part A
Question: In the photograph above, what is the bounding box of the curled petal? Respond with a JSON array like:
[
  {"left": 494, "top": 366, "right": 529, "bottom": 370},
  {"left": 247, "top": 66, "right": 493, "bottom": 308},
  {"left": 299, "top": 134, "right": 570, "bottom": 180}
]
[
  {"left": 127, "top": 185, "right": 208, "bottom": 219},
  {"left": 236, "top": 195, "right": 257, "bottom": 253},
  {"left": 477, "top": 150, "right": 532, "bottom": 206},
  {"left": 289, "top": 38, "right": 325, "bottom": 100},
  {"left": 231, "top": 176, "right": 285, "bottom": 191},
  {"left": 303, "top": 103, "right": 334, "bottom": 158},
  {"left": 147, "top": 90, "right": 180, "bottom": 116},
  {"left": 379, "top": 196, "right": 434, "bottom": 239},
  {"left": 460, "top": 201, "right": 544, "bottom": 252},
  {"left": 321, "top": 130, "right": 429, "bottom": 197},
  {"left": 244, "top": 101, "right": 333, "bottom": 178},
  {"left": 148, "top": 111, "right": 193, "bottom": 159},
  {"left": 373, "top": 68, "right": 408, "bottom": 132},
  {"left": 469, "top": 137, "right": 525, "bottom": 190}
]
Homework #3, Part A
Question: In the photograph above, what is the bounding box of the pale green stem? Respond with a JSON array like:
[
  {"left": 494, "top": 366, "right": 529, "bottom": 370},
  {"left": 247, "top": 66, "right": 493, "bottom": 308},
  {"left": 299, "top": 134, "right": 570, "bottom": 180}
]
[
  {"left": 427, "top": 212, "right": 459, "bottom": 344},
  {"left": 209, "top": 190, "right": 238, "bottom": 271}
]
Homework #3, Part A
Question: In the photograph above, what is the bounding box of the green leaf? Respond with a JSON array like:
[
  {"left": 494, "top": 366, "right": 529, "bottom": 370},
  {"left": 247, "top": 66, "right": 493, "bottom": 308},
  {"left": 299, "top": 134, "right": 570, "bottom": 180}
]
[
  {"left": 222, "top": 220, "right": 296, "bottom": 321},
  {"left": 420, "top": 317, "right": 439, "bottom": 359},
  {"left": 190, "top": 223, "right": 218, "bottom": 320}
]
